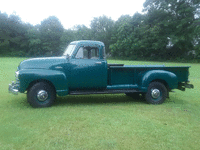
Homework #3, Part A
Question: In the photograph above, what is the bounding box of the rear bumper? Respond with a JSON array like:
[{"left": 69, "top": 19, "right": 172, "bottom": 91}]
[
  {"left": 8, "top": 81, "right": 19, "bottom": 95},
  {"left": 178, "top": 82, "right": 194, "bottom": 91}
]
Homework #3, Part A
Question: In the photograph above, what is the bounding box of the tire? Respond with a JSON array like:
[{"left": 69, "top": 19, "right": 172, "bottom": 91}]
[
  {"left": 145, "top": 82, "right": 167, "bottom": 104},
  {"left": 125, "top": 92, "right": 145, "bottom": 99},
  {"left": 27, "top": 82, "right": 56, "bottom": 108}
]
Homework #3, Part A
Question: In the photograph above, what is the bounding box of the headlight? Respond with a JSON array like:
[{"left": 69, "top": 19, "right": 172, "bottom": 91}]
[{"left": 15, "top": 71, "right": 19, "bottom": 79}]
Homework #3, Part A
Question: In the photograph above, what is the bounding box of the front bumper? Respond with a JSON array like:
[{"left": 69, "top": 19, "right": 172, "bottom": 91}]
[{"left": 8, "top": 81, "right": 19, "bottom": 95}]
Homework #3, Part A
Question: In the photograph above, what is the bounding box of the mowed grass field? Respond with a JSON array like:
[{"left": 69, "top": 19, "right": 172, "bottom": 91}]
[{"left": 0, "top": 57, "right": 200, "bottom": 150}]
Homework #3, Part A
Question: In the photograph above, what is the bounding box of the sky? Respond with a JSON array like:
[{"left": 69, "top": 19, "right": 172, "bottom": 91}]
[{"left": 0, "top": 0, "right": 146, "bottom": 29}]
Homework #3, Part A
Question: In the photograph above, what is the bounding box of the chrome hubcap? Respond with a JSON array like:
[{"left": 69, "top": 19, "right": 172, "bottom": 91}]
[
  {"left": 37, "top": 90, "right": 48, "bottom": 101},
  {"left": 151, "top": 89, "right": 160, "bottom": 99}
]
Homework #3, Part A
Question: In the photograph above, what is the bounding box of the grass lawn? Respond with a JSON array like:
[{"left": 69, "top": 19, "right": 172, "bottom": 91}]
[{"left": 0, "top": 57, "right": 200, "bottom": 150}]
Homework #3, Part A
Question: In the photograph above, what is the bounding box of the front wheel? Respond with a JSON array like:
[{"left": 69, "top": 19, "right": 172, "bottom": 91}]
[
  {"left": 145, "top": 82, "right": 167, "bottom": 104},
  {"left": 27, "top": 82, "right": 56, "bottom": 108}
]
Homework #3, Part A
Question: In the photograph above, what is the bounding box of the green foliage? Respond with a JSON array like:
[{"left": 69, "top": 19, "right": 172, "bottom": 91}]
[
  {"left": 25, "top": 25, "right": 42, "bottom": 56},
  {"left": 39, "top": 16, "right": 64, "bottom": 56},
  {"left": 0, "top": 0, "right": 200, "bottom": 61},
  {"left": 109, "top": 0, "right": 200, "bottom": 61},
  {"left": 143, "top": 0, "right": 200, "bottom": 58},
  {"left": 0, "top": 12, "right": 29, "bottom": 56},
  {"left": 0, "top": 14, "right": 65, "bottom": 57},
  {"left": 73, "top": 25, "right": 92, "bottom": 40},
  {"left": 90, "top": 15, "right": 114, "bottom": 53}
]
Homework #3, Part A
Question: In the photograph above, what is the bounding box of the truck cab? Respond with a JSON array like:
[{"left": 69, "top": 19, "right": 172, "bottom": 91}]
[{"left": 64, "top": 41, "right": 108, "bottom": 91}]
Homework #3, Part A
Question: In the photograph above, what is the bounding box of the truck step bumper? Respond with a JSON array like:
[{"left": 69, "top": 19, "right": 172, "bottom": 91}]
[
  {"left": 178, "top": 82, "right": 194, "bottom": 91},
  {"left": 8, "top": 81, "right": 19, "bottom": 95},
  {"left": 185, "top": 83, "right": 194, "bottom": 89}
]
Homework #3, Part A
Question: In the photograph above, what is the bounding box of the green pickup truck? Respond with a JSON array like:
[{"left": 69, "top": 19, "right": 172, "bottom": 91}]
[{"left": 9, "top": 40, "right": 194, "bottom": 107}]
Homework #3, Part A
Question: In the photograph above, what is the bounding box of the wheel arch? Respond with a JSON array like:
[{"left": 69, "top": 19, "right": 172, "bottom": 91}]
[
  {"left": 27, "top": 79, "right": 56, "bottom": 93},
  {"left": 140, "top": 70, "right": 178, "bottom": 92},
  {"left": 19, "top": 69, "right": 69, "bottom": 96},
  {"left": 150, "top": 79, "right": 169, "bottom": 91}
]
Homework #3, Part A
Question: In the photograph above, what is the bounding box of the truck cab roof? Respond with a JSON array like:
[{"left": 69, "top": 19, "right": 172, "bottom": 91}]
[{"left": 70, "top": 40, "right": 105, "bottom": 47}]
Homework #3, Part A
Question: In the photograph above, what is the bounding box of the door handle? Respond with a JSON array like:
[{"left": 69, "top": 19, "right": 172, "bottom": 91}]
[{"left": 95, "top": 62, "right": 102, "bottom": 65}]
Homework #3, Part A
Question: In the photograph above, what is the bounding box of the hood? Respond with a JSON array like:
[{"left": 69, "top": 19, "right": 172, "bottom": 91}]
[{"left": 19, "top": 56, "right": 66, "bottom": 70}]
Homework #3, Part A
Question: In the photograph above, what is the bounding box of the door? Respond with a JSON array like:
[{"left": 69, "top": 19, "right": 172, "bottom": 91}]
[{"left": 69, "top": 46, "right": 107, "bottom": 90}]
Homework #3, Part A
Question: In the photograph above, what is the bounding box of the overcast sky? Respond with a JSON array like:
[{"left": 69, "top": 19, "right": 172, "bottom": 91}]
[{"left": 0, "top": 0, "right": 146, "bottom": 29}]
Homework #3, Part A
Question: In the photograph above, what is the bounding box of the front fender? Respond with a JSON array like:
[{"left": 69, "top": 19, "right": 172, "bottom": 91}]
[
  {"left": 140, "top": 70, "right": 178, "bottom": 92},
  {"left": 18, "top": 69, "right": 69, "bottom": 96}
]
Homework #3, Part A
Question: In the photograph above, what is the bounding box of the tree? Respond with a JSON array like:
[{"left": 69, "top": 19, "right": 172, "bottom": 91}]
[
  {"left": 25, "top": 24, "right": 42, "bottom": 56},
  {"left": 109, "top": 15, "right": 133, "bottom": 57},
  {"left": 73, "top": 25, "right": 92, "bottom": 40},
  {"left": 110, "top": 13, "right": 150, "bottom": 58},
  {"left": 143, "top": 0, "right": 200, "bottom": 58},
  {"left": 60, "top": 29, "right": 77, "bottom": 55},
  {"left": 0, "top": 12, "right": 9, "bottom": 55},
  {"left": 90, "top": 16, "right": 114, "bottom": 53},
  {"left": 0, "top": 12, "right": 29, "bottom": 56},
  {"left": 39, "top": 16, "right": 64, "bottom": 56}
]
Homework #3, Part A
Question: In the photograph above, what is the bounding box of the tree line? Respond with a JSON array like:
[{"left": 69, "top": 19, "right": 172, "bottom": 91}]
[{"left": 0, "top": 0, "right": 200, "bottom": 62}]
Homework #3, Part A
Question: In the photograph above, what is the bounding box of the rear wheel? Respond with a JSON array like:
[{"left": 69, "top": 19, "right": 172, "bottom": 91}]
[
  {"left": 145, "top": 82, "right": 167, "bottom": 104},
  {"left": 27, "top": 82, "right": 56, "bottom": 108}
]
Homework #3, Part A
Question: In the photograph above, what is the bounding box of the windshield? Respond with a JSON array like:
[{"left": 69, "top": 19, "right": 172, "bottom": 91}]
[{"left": 63, "top": 44, "right": 76, "bottom": 56}]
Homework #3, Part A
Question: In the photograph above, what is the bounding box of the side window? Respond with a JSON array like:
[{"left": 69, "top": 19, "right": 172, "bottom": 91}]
[
  {"left": 75, "top": 47, "right": 88, "bottom": 59},
  {"left": 75, "top": 47, "right": 99, "bottom": 59},
  {"left": 76, "top": 47, "right": 83, "bottom": 58},
  {"left": 90, "top": 48, "right": 99, "bottom": 59}
]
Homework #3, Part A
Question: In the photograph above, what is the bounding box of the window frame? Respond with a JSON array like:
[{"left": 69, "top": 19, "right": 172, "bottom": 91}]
[{"left": 75, "top": 46, "right": 100, "bottom": 60}]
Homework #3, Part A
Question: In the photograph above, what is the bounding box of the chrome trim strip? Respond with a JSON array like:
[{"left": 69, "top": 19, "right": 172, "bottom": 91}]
[{"left": 55, "top": 66, "right": 63, "bottom": 69}]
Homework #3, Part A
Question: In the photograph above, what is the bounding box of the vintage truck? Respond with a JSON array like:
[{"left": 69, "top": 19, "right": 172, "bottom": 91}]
[{"left": 9, "top": 40, "right": 194, "bottom": 107}]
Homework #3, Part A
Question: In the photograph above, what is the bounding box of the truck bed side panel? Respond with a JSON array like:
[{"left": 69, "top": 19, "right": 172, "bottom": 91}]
[{"left": 108, "top": 65, "right": 190, "bottom": 91}]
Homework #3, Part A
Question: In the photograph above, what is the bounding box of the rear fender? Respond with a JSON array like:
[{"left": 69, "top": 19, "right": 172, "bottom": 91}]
[
  {"left": 140, "top": 70, "right": 178, "bottom": 92},
  {"left": 18, "top": 69, "right": 69, "bottom": 96}
]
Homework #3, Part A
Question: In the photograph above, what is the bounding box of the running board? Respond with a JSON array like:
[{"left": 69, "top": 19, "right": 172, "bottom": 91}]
[{"left": 69, "top": 89, "right": 139, "bottom": 95}]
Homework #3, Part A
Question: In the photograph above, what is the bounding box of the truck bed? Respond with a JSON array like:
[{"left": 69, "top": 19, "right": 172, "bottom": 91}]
[{"left": 107, "top": 64, "right": 190, "bottom": 87}]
